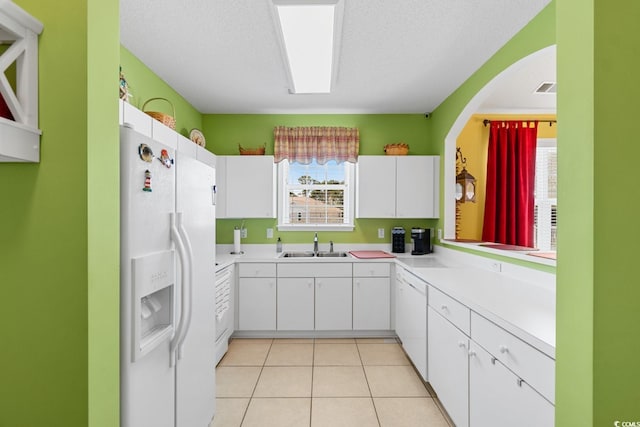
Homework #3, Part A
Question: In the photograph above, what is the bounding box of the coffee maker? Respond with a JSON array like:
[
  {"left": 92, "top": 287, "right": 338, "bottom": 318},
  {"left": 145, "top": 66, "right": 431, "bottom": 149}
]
[{"left": 411, "top": 228, "right": 432, "bottom": 255}]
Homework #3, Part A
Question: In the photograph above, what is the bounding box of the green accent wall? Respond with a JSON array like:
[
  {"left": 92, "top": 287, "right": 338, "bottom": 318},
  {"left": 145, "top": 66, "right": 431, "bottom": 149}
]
[
  {"left": 120, "top": 46, "right": 203, "bottom": 138},
  {"left": 1, "top": 1, "right": 120, "bottom": 426},
  {"left": 202, "top": 114, "right": 439, "bottom": 244},
  {"left": 428, "top": 2, "right": 556, "bottom": 275},
  {"left": 557, "top": 0, "right": 640, "bottom": 424}
]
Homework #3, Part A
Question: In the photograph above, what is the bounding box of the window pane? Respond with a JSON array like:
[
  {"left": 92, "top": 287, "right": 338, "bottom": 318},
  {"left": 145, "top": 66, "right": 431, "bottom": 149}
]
[{"left": 282, "top": 159, "right": 349, "bottom": 226}]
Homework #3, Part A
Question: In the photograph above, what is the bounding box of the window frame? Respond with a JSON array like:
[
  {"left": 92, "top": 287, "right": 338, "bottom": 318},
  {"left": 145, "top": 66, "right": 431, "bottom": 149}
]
[
  {"left": 534, "top": 138, "right": 557, "bottom": 252},
  {"left": 277, "top": 159, "right": 355, "bottom": 231}
]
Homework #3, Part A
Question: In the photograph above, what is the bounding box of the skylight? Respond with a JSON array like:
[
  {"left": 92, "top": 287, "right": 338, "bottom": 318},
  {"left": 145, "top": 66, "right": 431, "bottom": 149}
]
[{"left": 273, "top": 1, "right": 341, "bottom": 94}]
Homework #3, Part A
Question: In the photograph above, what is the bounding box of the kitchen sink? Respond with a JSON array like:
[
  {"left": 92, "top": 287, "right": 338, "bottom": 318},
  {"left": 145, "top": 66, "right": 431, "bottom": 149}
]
[
  {"left": 315, "top": 251, "right": 349, "bottom": 257},
  {"left": 281, "top": 251, "right": 315, "bottom": 258},
  {"left": 280, "top": 251, "right": 349, "bottom": 258}
]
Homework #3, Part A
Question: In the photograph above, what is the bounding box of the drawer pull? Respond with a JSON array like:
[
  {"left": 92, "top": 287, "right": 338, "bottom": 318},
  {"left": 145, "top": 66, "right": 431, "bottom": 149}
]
[
  {"left": 458, "top": 341, "right": 466, "bottom": 349},
  {"left": 499, "top": 345, "right": 509, "bottom": 354},
  {"left": 517, "top": 378, "right": 524, "bottom": 387},
  {"left": 440, "top": 304, "right": 448, "bottom": 311},
  {"left": 468, "top": 350, "right": 476, "bottom": 357},
  {"left": 491, "top": 357, "right": 497, "bottom": 365}
]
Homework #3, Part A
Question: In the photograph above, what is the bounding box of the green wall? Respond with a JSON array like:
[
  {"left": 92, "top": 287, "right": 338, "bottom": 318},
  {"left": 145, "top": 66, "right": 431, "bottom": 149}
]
[
  {"left": 120, "top": 46, "right": 203, "bottom": 138},
  {"left": 557, "top": 0, "right": 640, "bottom": 424},
  {"left": 203, "top": 114, "right": 439, "bottom": 244},
  {"left": 0, "top": 1, "right": 120, "bottom": 426},
  {"left": 429, "top": 2, "right": 556, "bottom": 272}
]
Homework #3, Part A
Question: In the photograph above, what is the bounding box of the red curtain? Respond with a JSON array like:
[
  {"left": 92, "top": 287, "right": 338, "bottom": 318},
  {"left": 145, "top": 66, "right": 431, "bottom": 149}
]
[{"left": 482, "top": 121, "right": 538, "bottom": 247}]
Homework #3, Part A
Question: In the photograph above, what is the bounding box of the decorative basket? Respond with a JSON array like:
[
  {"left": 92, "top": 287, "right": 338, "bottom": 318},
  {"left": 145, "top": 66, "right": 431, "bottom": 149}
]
[
  {"left": 142, "top": 97, "right": 176, "bottom": 130},
  {"left": 384, "top": 143, "right": 409, "bottom": 155},
  {"left": 239, "top": 143, "right": 266, "bottom": 155}
]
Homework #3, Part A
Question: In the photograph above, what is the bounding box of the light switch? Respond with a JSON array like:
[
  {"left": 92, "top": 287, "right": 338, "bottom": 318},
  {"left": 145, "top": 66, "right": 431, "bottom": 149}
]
[
  {"left": 266, "top": 228, "right": 273, "bottom": 238},
  {"left": 378, "top": 228, "right": 385, "bottom": 239}
]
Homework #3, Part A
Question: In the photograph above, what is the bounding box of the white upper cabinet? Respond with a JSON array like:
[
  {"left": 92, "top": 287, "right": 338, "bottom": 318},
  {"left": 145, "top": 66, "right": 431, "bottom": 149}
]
[
  {"left": 356, "top": 155, "right": 439, "bottom": 218},
  {"left": 216, "top": 155, "right": 276, "bottom": 218}
]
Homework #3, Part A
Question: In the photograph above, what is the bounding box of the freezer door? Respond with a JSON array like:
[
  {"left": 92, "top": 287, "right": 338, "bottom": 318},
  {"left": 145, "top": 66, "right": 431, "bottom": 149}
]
[
  {"left": 174, "top": 149, "right": 217, "bottom": 426},
  {"left": 120, "top": 126, "right": 177, "bottom": 427}
]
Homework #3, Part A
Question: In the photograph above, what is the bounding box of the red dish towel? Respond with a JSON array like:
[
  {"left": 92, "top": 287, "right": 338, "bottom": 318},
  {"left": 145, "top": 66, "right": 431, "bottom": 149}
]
[{"left": 349, "top": 250, "right": 396, "bottom": 259}]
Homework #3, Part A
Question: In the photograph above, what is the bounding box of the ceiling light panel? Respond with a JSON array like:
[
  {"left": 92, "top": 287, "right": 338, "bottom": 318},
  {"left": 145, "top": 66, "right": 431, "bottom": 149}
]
[{"left": 274, "top": 1, "right": 340, "bottom": 94}]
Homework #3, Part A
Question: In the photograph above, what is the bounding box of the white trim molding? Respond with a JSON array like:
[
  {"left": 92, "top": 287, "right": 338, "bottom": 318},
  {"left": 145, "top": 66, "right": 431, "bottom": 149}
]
[{"left": 0, "top": 0, "right": 43, "bottom": 162}]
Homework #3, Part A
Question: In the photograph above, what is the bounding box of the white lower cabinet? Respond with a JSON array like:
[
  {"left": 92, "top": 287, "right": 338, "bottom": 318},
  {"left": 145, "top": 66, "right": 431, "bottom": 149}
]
[
  {"left": 469, "top": 343, "right": 554, "bottom": 427},
  {"left": 395, "top": 267, "right": 427, "bottom": 380},
  {"left": 238, "top": 277, "right": 276, "bottom": 330},
  {"left": 277, "top": 278, "right": 314, "bottom": 330},
  {"left": 428, "top": 307, "right": 469, "bottom": 427},
  {"left": 353, "top": 277, "right": 390, "bottom": 330},
  {"left": 276, "top": 263, "right": 353, "bottom": 331},
  {"left": 353, "top": 263, "right": 391, "bottom": 330},
  {"left": 315, "top": 277, "right": 352, "bottom": 330}
]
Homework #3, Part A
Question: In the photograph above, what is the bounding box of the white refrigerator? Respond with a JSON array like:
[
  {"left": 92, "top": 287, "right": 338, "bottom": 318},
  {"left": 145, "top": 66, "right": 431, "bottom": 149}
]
[{"left": 120, "top": 125, "right": 216, "bottom": 427}]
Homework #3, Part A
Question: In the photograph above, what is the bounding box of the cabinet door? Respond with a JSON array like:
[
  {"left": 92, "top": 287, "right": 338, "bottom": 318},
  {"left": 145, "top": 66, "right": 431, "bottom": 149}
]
[
  {"left": 428, "top": 307, "right": 469, "bottom": 427},
  {"left": 353, "top": 277, "right": 390, "bottom": 330},
  {"left": 394, "top": 269, "right": 412, "bottom": 347},
  {"left": 399, "top": 275, "right": 427, "bottom": 380},
  {"left": 238, "top": 278, "right": 276, "bottom": 330},
  {"left": 396, "top": 156, "right": 439, "bottom": 218},
  {"left": 356, "top": 156, "right": 396, "bottom": 218},
  {"left": 315, "top": 277, "right": 352, "bottom": 330},
  {"left": 277, "top": 278, "right": 315, "bottom": 330},
  {"left": 223, "top": 156, "right": 276, "bottom": 218},
  {"left": 469, "top": 343, "right": 554, "bottom": 427}
]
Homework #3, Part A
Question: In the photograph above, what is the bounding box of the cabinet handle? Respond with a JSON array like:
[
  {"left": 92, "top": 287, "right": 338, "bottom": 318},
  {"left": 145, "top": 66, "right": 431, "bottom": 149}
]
[
  {"left": 499, "top": 345, "right": 509, "bottom": 354},
  {"left": 441, "top": 304, "right": 448, "bottom": 311},
  {"left": 491, "top": 357, "right": 497, "bottom": 365},
  {"left": 517, "top": 378, "right": 524, "bottom": 387},
  {"left": 458, "top": 341, "right": 466, "bottom": 348},
  {"left": 468, "top": 350, "right": 476, "bottom": 357},
  {"left": 370, "top": 270, "right": 375, "bottom": 275}
]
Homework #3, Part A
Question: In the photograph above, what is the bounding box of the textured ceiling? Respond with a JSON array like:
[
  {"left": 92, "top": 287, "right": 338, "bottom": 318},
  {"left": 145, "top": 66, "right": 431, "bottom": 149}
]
[{"left": 120, "top": 0, "right": 553, "bottom": 114}]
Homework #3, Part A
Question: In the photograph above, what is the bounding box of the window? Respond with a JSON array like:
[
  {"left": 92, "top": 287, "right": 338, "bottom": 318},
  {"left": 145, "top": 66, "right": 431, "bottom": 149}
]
[
  {"left": 534, "top": 140, "right": 557, "bottom": 251},
  {"left": 277, "top": 159, "right": 355, "bottom": 230}
]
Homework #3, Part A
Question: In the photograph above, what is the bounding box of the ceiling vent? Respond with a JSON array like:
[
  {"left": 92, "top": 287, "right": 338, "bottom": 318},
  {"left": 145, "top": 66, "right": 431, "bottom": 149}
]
[{"left": 535, "top": 82, "right": 557, "bottom": 94}]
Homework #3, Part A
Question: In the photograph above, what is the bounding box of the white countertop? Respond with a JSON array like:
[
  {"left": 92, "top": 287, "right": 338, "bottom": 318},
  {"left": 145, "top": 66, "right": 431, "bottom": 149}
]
[
  {"left": 215, "top": 243, "right": 556, "bottom": 358},
  {"left": 411, "top": 267, "right": 555, "bottom": 358}
]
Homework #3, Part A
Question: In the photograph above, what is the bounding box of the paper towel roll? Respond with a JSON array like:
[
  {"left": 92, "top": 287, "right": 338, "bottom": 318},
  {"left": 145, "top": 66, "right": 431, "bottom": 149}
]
[{"left": 233, "top": 228, "right": 242, "bottom": 254}]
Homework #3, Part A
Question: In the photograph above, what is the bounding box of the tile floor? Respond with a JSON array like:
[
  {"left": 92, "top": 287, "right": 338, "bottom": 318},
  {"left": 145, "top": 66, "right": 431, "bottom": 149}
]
[{"left": 211, "top": 338, "right": 452, "bottom": 427}]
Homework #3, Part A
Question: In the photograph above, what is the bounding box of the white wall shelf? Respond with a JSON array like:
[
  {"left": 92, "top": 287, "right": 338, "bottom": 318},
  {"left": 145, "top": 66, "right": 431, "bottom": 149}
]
[{"left": 0, "top": 1, "right": 43, "bottom": 162}]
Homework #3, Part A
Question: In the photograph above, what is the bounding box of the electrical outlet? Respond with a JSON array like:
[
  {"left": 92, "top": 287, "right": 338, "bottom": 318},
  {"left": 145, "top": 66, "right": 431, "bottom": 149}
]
[
  {"left": 490, "top": 262, "right": 502, "bottom": 273},
  {"left": 266, "top": 228, "right": 273, "bottom": 239},
  {"left": 241, "top": 228, "right": 247, "bottom": 238},
  {"left": 378, "top": 228, "right": 385, "bottom": 239},
  {"left": 438, "top": 229, "right": 443, "bottom": 240}
]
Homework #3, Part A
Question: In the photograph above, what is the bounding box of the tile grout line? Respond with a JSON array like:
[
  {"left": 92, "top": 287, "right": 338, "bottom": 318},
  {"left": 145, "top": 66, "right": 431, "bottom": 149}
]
[
  {"left": 238, "top": 339, "right": 274, "bottom": 427},
  {"left": 355, "top": 340, "right": 383, "bottom": 427}
]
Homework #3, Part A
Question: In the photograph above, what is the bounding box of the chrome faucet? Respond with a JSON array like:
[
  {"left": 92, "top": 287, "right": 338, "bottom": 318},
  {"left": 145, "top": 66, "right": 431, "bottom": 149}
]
[{"left": 313, "top": 232, "right": 319, "bottom": 254}]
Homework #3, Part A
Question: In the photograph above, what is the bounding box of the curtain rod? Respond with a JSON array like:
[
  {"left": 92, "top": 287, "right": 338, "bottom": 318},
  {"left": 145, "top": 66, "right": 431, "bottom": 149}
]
[{"left": 483, "top": 119, "right": 557, "bottom": 127}]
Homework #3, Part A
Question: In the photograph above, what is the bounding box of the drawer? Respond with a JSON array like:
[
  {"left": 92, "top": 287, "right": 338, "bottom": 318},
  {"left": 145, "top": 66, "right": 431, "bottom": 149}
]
[
  {"left": 353, "top": 262, "right": 391, "bottom": 277},
  {"left": 428, "top": 286, "right": 470, "bottom": 336},
  {"left": 238, "top": 262, "right": 276, "bottom": 277},
  {"left": 471, "top": 312, "right": 555, "bottom": 403},
  {"left": 277, "top": 263, "right": 352, "bottom": 278}
]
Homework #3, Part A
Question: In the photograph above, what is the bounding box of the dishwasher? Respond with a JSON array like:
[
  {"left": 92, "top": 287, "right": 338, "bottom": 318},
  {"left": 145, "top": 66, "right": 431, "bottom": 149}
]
[{"left": 214, "top": 264, "right": 233, "bottom": 365}]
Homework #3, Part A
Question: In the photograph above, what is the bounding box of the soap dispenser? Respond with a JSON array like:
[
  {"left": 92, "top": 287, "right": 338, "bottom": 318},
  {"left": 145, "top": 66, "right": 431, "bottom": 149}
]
[{"left": 276, "top": 237, "right": 282, "bottom": 253}]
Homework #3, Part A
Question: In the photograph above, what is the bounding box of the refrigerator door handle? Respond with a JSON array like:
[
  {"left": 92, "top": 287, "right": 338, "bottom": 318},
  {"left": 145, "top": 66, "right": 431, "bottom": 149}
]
[
  {"left": 175, "top": 213, "right": 194, "bottom": 360},
  {"left": 169, "top": 212, "right": 190, "bottom": 367}
]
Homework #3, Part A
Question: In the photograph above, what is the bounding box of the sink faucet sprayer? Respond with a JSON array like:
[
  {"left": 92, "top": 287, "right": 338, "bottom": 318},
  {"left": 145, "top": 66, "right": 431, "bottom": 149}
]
[{"left": 313, "top": 233, "right": 319, "bottom": 254}]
